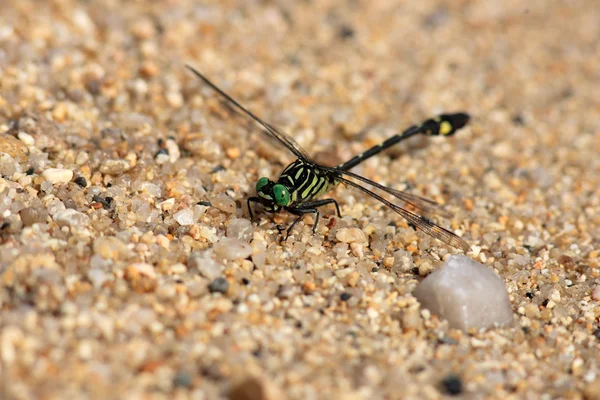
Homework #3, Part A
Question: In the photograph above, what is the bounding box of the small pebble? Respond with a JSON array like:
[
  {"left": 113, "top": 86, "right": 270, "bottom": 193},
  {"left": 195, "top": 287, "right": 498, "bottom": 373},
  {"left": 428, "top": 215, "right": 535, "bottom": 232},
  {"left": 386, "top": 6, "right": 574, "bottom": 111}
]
[
  {"left": 212, "top": 194, "right": 236, "bottom": 214},
  {"left": 74, "top": 176, "right": 87, "bottom": 187},
  {"left": 53, "top": 209, "right": 90, "bottom": 228},
  {"left": 165, "top": 139, "right": 181, "bottom": 163},
  {"left": 17, "top": 131, "right": 34, "bottom": 146},
  {"left": 42, "top": 168, "right": 73, "bottom": 184},
  {"left": 173, "top": 372, "right": 193, "bottom": 388},
  {"left": 20, "top": 207, "right": 48, "bottom": 226},
  {"left": 336, "top": 227, "right": 367, "bottom": 244},
  {"left": 214, "top": 238, "right": 253, "bottom": 260},
  {"left": 0, "top": 133, "right": 29, "bottom": 161},
  {"left": 0, "top": 153, "right": 20, "bottom": 177},
  {"left": 155, "top": 149, "right": 170, "bottom": 164},
  {"left": 227, "top": 218, "right": 254, "bottom": 242},
  {"left": 392, "top": 250, "right": 415, "bottom": 273},
  {"left": 100, "top": 159, "right": 130, "bottom": 175},
  {"left": 173, "top": 208, "right": 194, "bottom": 226},
  {"left": 229, "top": 376, "right": 283, "bottom": 400},
  {"left": 88, "top": 268, "right": 111, "bottom": 289},
  {"left": 208, "top": 277, "right": 229, "bottom": 294},
  {"left": 188, "top": 251, "right": 222, "bottom": 279},
  {"left": 591, "top": 286, "right": 600, "bottom": 301},
  {"left": 413, "top": 255, "right": 514, "bottom": 330},
  {"left": 441, "top": 374, "right": 463, "bottom": 396}
]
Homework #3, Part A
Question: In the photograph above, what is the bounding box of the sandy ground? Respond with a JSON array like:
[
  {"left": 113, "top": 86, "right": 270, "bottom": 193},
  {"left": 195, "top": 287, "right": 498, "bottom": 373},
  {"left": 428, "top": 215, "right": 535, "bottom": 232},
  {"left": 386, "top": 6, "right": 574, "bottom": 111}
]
[{"left": 1, "top": 0, "right": 600, "bottom": 399}]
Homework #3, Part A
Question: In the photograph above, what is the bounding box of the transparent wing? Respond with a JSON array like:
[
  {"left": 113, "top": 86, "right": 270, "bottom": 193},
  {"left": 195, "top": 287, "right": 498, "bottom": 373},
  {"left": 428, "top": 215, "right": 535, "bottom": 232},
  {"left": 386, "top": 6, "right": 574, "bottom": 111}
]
[
  {"left": 325, "top": 167, "right": 454, "bottom": 219},
  {"left": 335, "top": 175, "right": 470, "bottom": 251},
  {"left": 186, "top": 65, "right": 311, "bottom": 161}
]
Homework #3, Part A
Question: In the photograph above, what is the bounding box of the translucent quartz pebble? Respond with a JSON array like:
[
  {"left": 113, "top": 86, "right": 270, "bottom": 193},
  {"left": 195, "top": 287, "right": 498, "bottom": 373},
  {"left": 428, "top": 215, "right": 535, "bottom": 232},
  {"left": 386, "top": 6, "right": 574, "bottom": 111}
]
[
  {"left": 413, "top": 255, "right": 513, "bottom": 330},
  {"left": 214, "top": 238, "right": 253, "bottom": 260}
]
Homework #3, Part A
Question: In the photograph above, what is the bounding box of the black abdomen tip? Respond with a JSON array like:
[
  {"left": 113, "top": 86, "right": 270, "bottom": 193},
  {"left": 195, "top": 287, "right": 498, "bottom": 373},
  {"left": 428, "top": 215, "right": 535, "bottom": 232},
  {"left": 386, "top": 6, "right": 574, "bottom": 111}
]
[{"left": 448, "top": 113, "right": 470, "bottom": 129}]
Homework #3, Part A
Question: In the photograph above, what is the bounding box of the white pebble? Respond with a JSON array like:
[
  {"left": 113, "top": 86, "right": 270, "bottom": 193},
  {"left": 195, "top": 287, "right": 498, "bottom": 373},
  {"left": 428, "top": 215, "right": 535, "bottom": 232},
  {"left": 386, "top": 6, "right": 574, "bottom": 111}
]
[
  {"left": 392, "top": 250, "right": 414, "bottom": 273},
  {"left": 212, "top": 194, "right": 236, "bottom": 214},
  {"left": 43, "top": 168, "right": 73, "bottom": 184},
  {"left": 413, "top": 255, "right": 514, "bottom": 331},
  {"left": 173, "top": 208, "right": 194, "bottom": 226},
  {"left": 188, "top": 251, "right": 222, "bottom": 279},
  {"left": 214, "top": 238, "right": 253, "bottom": 260},
  {"left": 165, "top": 139, "right": 181, "bottom": 163},
  {"left": 100, "top": 159, "right": 130, "bottom": 175},
  {"left": 0, "top": 153, "right": 19, "bottom": 177},
  {"left": 17, "top": 132, "right": 35, "bottom": 146},
  {"left": 53, "top": 209, "right": 90, "bottom": 228},
  {"left": 129, "top": 262, "right": 156, "bottom": 279},
  {"left": 88, "top": 268, "right": 111, "bottom": 289},
  {"left": 336, "top": 227, "right": 367, "bottom": 244},
  {"left": 226, "top": 218, "right": 254, "bottom": 242},
  {"left": 155, "top": 153, "right": 169, "bottom": 165}
]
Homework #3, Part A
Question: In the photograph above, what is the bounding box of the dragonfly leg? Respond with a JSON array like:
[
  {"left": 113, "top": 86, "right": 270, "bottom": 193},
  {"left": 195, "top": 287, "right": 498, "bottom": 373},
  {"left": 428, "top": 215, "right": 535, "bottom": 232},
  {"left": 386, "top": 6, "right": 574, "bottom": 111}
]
[
  {"left": 247, "top": 197, "right": 261, "bottom": 220},
  {"left": 297, "top": 198, "right": 341, "bottom": 218},
  {"left": 284, "top": 198, "right": 341, "bottom": 239},
  {"left": 284, "top": 208, "right": 318, "bottom": 240}
]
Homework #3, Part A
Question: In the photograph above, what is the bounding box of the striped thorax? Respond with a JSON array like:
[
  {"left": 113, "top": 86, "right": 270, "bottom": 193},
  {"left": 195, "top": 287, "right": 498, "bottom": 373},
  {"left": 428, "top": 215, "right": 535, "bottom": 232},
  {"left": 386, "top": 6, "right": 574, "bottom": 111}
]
[{"left": 255, "top": 159, "right": 337, "bottom": 212}]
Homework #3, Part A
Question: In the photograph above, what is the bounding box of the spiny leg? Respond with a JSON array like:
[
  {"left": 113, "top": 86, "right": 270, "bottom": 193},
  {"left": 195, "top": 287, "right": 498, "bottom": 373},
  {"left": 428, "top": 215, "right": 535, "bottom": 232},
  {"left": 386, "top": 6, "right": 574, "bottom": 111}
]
[
  {"left": 247, "top": 196, "right": 261, "bottom": 220},
  {"left": 284, "top": 198, "right": 341, "bottom": 239},
  {"left": 297, "top": 198, "right": 341, "bottom": 219},
  {"left": 285, "top": 208, "right": 319, "bottom": 240}
]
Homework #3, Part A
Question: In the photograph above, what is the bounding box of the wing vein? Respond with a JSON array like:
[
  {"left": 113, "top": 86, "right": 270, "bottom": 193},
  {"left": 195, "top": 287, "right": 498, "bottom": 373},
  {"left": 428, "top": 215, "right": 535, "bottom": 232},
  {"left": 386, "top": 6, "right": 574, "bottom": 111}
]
[
  {"left": 186, "top": 65, "right": 310, "bottom": 160},
  {"left": 336, "top": 175, "right": 470, "bottom": 251}
]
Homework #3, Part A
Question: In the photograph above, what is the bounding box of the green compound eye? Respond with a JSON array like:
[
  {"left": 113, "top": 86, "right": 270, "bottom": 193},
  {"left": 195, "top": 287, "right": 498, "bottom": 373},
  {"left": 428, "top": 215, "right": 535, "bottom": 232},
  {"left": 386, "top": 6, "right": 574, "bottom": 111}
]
[
  {"left": 273, "top": 184, "right": 290, "bottom": 206},
  {"left": 256, "top": 177, "right": 269, "bottom": 193}
]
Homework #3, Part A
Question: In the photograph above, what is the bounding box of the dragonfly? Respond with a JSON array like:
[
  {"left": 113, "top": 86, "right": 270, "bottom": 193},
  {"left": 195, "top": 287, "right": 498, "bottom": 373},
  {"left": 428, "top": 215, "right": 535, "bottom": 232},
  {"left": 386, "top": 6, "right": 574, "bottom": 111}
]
[{"left": 186, "top": 65, "right": 470, "bottom": 251}]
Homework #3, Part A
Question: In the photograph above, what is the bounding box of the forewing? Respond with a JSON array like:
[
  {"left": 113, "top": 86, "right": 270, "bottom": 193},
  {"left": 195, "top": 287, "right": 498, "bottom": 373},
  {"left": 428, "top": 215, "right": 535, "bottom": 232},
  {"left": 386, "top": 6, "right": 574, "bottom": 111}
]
[
  {"left": 186, "top": 65, "right": 311, "bottom": 160},
  {"left": 326, "top": 167, "right": 454, "bottom": 219}
]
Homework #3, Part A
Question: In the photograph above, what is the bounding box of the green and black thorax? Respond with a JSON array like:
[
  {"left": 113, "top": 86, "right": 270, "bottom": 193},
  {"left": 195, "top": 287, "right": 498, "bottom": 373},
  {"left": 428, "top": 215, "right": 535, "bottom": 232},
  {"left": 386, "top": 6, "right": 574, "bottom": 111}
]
[{"left": 255, "top": 159, "right": 339, "bottom": 212}]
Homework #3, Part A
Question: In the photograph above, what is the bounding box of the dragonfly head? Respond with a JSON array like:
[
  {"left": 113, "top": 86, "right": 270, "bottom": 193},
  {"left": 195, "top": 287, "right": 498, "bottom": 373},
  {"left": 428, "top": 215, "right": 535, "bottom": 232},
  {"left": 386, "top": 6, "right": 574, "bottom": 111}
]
[{"left": 256, "top": 177, "right": 291, "bottom": 211}]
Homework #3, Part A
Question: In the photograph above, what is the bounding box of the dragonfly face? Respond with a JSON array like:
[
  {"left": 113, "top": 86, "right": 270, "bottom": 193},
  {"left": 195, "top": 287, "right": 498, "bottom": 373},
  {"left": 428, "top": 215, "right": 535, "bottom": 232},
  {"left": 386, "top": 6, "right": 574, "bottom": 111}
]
[{"left": 255, "top": 176, "right": 291, "bottom": 212}]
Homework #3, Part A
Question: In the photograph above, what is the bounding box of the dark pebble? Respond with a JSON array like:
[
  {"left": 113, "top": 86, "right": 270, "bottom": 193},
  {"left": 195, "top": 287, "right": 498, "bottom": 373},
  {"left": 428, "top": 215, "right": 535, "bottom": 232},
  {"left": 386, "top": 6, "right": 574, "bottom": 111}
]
[
  {"left": 197, "top": 200, "right": 211, "bottom": 207},
  {"left": 593, "top": 329, "right": 600, "bottom": 339},
  {"left": 541, "top": 299, "right": 549, "bottom": 307},
  {"left": 92, "top": 195, "right": 113, "bottom": 210},
  {"left": 74, "top": 176, "right": 87, "bottom": 188},
  {"left": 172, "top": 372, "right": 192, "bottom": 388},
  {"left": 25, "top": 167, "right": 34, "bottom": 175},
  {"left": 438, "top": 336, "right": 458, "bottom": 345},
  {"left": 512, "top": 113, "right": 526, "bottom": 126},
  {"left": 211, "top": 165, "right": 225, "bottom": 174},
  {"left": 340, "top": 292, "right": 352, "bottom": 301},
  {"left": 338, "top": 25, "right": 355, "bottom": 39},
  {"left": 208, "top": 277, "right": 229, "bottom": 294},
  {"left": 441, "top": 374, "right": 463, "bottom": 395}
]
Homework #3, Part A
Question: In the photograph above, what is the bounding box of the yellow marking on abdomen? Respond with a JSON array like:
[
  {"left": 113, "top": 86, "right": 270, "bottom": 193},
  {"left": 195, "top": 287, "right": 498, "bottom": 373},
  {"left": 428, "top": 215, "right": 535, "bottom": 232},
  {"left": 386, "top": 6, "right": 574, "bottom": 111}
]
[{"left": 439, "top": 121, "right": 453, "bottom": 135}]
